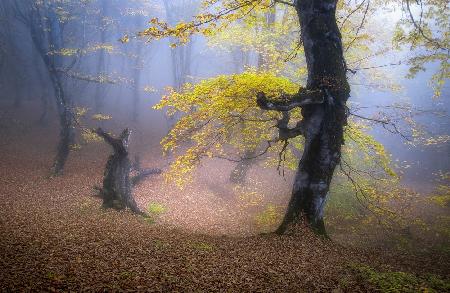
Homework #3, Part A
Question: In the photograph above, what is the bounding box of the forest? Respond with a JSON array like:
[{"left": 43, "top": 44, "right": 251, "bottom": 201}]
[{"left": 0, "top": 0, "right": 449, "bottom": 291}]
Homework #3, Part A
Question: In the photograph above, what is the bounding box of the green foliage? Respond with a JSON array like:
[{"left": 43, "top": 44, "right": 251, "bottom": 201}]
[
  {"left": 69, "top": 143, "right": 82, "bottom": 151},
  {"left": 350, "top": 263, "right": 450, "bottom": 293},
  {"left": 430, "top": 172, "right": 450, "bottom": 208},
  {"left": 78, "top": 197, "right": 96, "bottom": 214},
  {"left": 146, "top": 202, "right": 167, "bottom": 224},
  {"left": 147, "top": 202, "right": 167, "bottom": 215},
  {"left": 255, "top": 204, "right": 282, "bottom": 232},
  {"left": 81, "top": 129, "right": 102, "bottom": 143},
  {"left": 206, "top": 5, "right": 302, "bottom": 77},
  {"left": 91, "top": 114, "right": 112, "bottom": 121},
  {"left": 153, "top": 239, "right": 169, "bottom": 249},
  {"left": 46, "top": 271, "right": 63, "bottom": 282},
  {"left": 119, "top": 271, "right": 135, "bottom": 279}
]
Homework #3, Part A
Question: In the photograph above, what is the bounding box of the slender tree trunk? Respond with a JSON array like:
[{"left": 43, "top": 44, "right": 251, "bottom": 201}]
[
  {"left": 94, "top": 49, "right": 106, "bottom": 112},
  {"left": 132, "top": 40, "right": 143, "bottom": 122},
  {"left": 36, "top": 53, "right": 50, "bottom": 125},
  {"left": 50, "top": 73, "right": 74, "bottom": 175},
  {"left": 163, "top": 0, "right": 196, "bottom": 133},
  {"left": 276, "top": 0, "right": 350, "bottom": 235},
  {"left": 94, "top": 3, "right": 107, "bottom": 113},
  {"left": 44, "top": 8, "right": 74, "bottom": 176},
  {"left": 230, "top": 150, "right": 256, "bottom": 184},
  {"left": 12, "top": 70, "right": 23, "bottom": 108},
  {"left": 38, "top": 91, "right": 49, "bottom": 125},
  {"left": 230, "top": 11, "right": 274, "bottom": 183}
]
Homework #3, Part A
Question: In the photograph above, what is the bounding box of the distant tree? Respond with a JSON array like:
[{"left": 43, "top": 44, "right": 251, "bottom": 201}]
[
  {"left": 0, "top": 1, "right": 26, "bottom": 108},
  {"left": 10, "top": 0, "right": 129, "bottom": 175},
  {"left": 162, "top": 0, "right": 199, "bottom": 89},
  {"left": 11, "top": 0, "right": 78, "bottom": 175},
  {"left": 93, "top": 0, "right": 109, "bottom": 113}
]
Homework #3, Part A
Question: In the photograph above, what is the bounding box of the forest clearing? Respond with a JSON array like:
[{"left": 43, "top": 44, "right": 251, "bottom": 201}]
[{"left": 0, "top": 0, "right": 449, "bottom": 291}]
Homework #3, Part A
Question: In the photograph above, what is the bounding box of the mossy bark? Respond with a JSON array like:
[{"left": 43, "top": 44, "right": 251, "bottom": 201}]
[{"left": 276, "top": 0, "right": 350, "bottom": 236}]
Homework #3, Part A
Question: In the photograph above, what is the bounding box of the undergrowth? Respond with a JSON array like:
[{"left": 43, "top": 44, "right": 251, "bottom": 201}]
[{"left": 348, "top": 263, "right": 450, "bottom": 292}]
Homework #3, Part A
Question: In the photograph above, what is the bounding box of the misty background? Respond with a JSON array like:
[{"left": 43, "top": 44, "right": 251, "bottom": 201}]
[{"left": 0, "top": 0, "right": 448, "bottom": 234}]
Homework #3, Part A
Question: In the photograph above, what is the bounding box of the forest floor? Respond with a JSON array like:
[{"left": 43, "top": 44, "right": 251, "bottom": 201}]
[{"left": 0, "top": 104, "right": 449, "bottom": 292}]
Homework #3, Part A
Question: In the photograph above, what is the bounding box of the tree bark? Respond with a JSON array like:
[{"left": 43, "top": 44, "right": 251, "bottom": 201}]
[
  {"left": 45, "top": 9, "right": 75, "bottom": 176},
  {"left": 49, "top": 70, "right": 74, "bottom": 175},
  {"left": 95, "top": 128, "right": 161, "bottom": 215},
  {"left": 275, "top": 0, "right": 350, "bottom": 235}
]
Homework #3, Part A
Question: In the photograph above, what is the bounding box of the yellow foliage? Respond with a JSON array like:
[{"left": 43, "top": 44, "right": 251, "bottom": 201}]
[{"left": 91, "top": 114, "right": 112, "bottom": 121}]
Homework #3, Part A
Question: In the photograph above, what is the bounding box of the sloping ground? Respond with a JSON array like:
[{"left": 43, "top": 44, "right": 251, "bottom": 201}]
[
  {"left": 0, "top": 160, "right": 334, "bottom": 290},
  {"left": 0, "top": 139, "right": 361, "bottom": 291},
  {"left": 0, "top": 105, "right": 449, "bottom": 291}
]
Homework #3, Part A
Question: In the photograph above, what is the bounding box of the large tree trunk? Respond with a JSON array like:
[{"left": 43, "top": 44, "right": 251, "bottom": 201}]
[
  {"left": 94, "top": 128, "right": 161, "bottom": 215},
  {"left": 276, "top": 0, "right": 350, "bottom": 235}
]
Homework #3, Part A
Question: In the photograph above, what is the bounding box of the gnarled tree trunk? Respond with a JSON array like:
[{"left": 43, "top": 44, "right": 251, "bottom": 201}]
[
  {"left": 258, "top": 0, "right": 350, "bottom": 236},
  {"left": 95, "top": 128, "right": 161, "bottom": 215},
  {"left": 278, "top": 0, "right": 350, "bottom": 235}
]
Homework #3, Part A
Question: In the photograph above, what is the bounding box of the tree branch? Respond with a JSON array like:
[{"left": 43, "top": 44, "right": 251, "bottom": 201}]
[
  {"left": 405, "top": 0, "right": 448, "bottom": 51},
  {"left": 132, "top": 168, "right": 162, "bottom": 186},
  {"left": 274, "top": 0, "right": 295, "bottom": 7},
  {"left": 94, "top": 128, "right": 131, "bottom": 153},
  {"left": 256, "top": 89, "right": 323, "bottom": 112},
  {"left": 348, "top": 111, "right": 412, "bottom": 141}
]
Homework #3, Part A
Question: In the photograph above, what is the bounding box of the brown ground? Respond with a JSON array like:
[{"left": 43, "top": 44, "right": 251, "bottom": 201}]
[{"left": 0, "top": 103, "right": 448, "bottom": 291}]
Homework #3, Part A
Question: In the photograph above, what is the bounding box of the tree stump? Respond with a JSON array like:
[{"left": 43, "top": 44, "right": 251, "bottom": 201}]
[{"left": 94, "top": 128, "right": 161, "bottom": 215}]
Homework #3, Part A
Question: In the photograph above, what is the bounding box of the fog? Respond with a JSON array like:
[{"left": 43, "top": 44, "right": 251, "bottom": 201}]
[
  {"left": 0, "top": 0, "right": 450, "bottom": 292},
  {"left": 0, "top": 0, "right": 449, "bottom": 290}
]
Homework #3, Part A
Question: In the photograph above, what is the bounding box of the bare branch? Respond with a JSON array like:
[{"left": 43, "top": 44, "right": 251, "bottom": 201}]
[
  {"left": 345, "top": 0, "right": 370, "bottom": 53},
  {"left": 214, "top": 139, "right": 279, "bottom": 162},
  {"left": 348, "top": 111, "right": 412, "bottom": 141},
  {"left": 405, "top": 0, "right": 448, "bottom": 51},
  {"left": 339, "top": 0, "right": 367, "bottom": 30}
]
